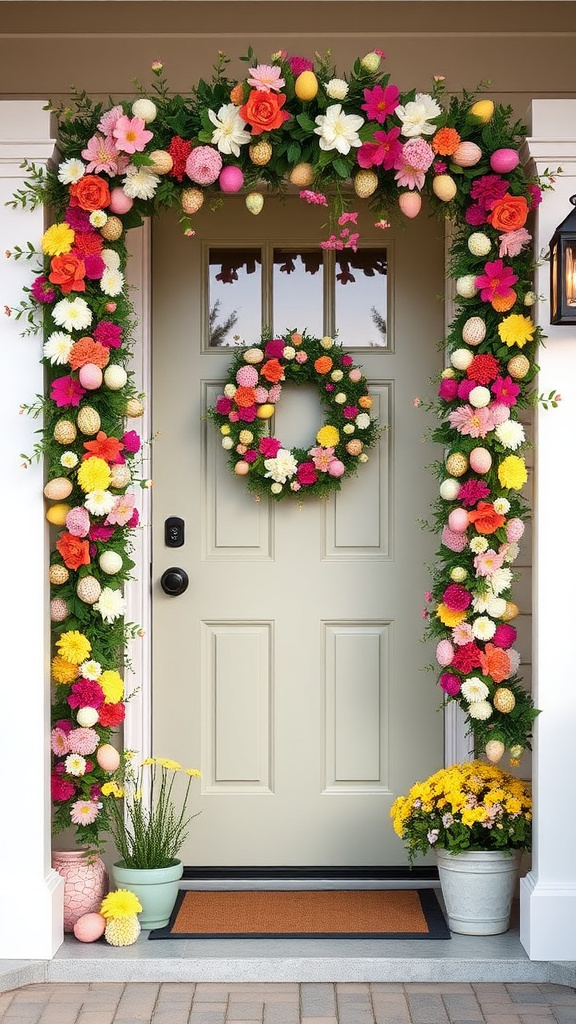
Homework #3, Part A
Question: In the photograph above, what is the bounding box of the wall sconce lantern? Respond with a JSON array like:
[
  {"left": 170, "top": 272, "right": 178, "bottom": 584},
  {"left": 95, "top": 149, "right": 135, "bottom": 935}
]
[{"left": 550, "top": 195, "right": 576, "bottom": 324}]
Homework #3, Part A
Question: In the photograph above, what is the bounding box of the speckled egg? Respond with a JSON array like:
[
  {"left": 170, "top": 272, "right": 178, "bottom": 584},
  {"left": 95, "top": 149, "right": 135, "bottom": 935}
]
[
  {"left": 53, "top": 419, "right": 77, "bottom": 444},
  {"left": 462, "top": 316, "right": 486, "bottom": 346},
  {"left": 49, "top": 564, "right": 69, "bottom": 585},
  {"left": 493, "top": 688, "right": 516, "bottom": 713},
  {"left": 77, "top": 576, "right": 102, "bottom": 604},
  {"left": 445, "top": 452, "right": 468, "bottom": 477},
  {"left": 485, "top": 740, "right": 505, "bottom": 764},
  {"left": 73, "top": 912, "right": 106, "bottom": 943},
  {"left": 77, "top": 406, "right": 101, "bottom": 435},
  {"left": 50, "top": 597, "right": 69, "bottom": 622},
  {"left": 44, "top": 477, "right": 73, "bottom": 501},
  {"left": 507, "top": 354, "right": 530, "bottom": 380},
  {"left": 96, "top": 744, "right": 121, "bottom": 772}
]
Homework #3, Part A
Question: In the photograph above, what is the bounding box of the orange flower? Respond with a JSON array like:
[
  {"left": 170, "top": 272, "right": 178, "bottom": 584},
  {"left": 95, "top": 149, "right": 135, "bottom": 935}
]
[
  {"left": 230, "top": 82, "right": 244, "bottom": 105},
  {"left": 432, "top": 127, "right": 461, "bottom": 156},
  {"left": 486, "top": 193, "right": 529, "bottom": 233},
  {"left": 359, "top": 395, "right": 373, "bottom": 409},
  {"left": 479, "top": 643, "right": 511, "bottom": 684},
  {"left": 260, "top": 359, "right": 284, "bottom": 383},
  {"left": 492, "top": 291, "right": 517, "bottom": 313},
  {"left": 70, "top": 175, "right": 111, "bottom": 212},
  {"left": 234, "top": 385, "right": 257, "bottom": 407},
  {"left": 73, "top": 232, "right": 104, "bottom": 256},
  {"left": 467, "top": 501, "right": 506, "bottom": 535},
  {"left": 56, "top": 532, "right": 91, "bottom": 570},
  {"left": 314, "top": 356, "right": 333, "bottom": 375},
  {"left": 48, "top": 254, "right": 86, "bottom": 294},
  {"left": 240, "top": 90, "right": 290, "bottom": 136},
  {"left": 291, "top": 332, "right": 303, "bottom": 346},
  {"left": 83, "top": 431, "right": 125, "bottom": 463},
  {"left": 69, "top": 337, "right": 110, "bottom": 370}
]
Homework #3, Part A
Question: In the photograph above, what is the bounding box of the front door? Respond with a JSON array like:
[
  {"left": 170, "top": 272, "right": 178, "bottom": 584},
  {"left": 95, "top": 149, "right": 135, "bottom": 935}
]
[{"left": 151, "top": 197, "right": 444, "bottom": 867}]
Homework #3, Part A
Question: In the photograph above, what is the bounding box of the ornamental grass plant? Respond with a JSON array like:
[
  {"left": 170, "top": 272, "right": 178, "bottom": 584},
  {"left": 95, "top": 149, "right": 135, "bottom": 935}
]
[
  {"left": 102, "top": 753, "right": 201, "bottom": 869},
  {"left": 390, "top": 760, "right": 531, "bottom": 865}
]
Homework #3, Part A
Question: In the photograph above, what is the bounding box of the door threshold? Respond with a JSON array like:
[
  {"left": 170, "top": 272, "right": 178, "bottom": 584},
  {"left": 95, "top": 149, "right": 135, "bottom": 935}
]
[{"left": 181, "top": 865, "right": 438, "bottom": 889}]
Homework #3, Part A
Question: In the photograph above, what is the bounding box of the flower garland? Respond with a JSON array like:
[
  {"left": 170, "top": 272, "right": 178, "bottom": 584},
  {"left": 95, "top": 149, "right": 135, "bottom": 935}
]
[
  {"left": 7, "top": 46, "right": 549, "bottom": 849},
  {"left": 208, "top": 331, "right": 379, "bottom": 500}
]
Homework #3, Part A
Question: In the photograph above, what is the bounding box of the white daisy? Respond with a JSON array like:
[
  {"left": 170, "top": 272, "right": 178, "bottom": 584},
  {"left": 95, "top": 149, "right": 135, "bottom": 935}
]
[
  {"left": 93, "top": 586, "right": 126, "bottom": 624},
  {"left": 314, "top": 104, "right": 364, "bottom": 155},
  {"left": 122, "top": 166, "right": 160, "bottom": 201},
  {"left": 490, "top": 568, "right": 514, "bottom": 596},
  {"left": 461, "top": 677, "right": 489, "bottom": 703},
  {"left": 84, "top": 489, "right": 116, "bottom": 516},
  {"left": 469, "top": 536, "right": 488, "bottom": 554},
  {"left": 472, "top": 616, "right": 497, "bottom": 641},
  {"left": 100, "top": 268, "right": 125, "bottom": 297},
  {"left": 495, "top": 420, "right": 525, "bottom": 450},
  {"left": 65, "top": 753, "right": 87, "bottom": 776},
  {"left": 89, "top": 210, "right": 108, "bottom": 228},
  {"left": 468, "top": 700, "right": 493, "bottom": 721},
  {"left": 209, "top": 104, "right": 251, "bottom": 157},
  {"left": 60, "top": 451, "right": 78, "bottom": 469},
  {"left": 43, "top": 331, "right": 73, "bottom": 365},
  {"left": 57, "top": 158, "right": 86, "bottom": 185},
  {"left": 493, "top": 497, "right": 511, "bottom": 515},
  {"left": 472, "top": 592, "right": 492, "bottom": 614},
  {"left": 80, "top": 659, "right": 102, "bottom": 680},
  {"left": 52, "top": 297, "right": 92, "bottom": 333}
]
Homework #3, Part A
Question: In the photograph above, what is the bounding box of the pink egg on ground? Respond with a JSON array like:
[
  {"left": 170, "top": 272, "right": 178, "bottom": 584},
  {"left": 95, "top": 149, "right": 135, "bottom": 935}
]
[
  {"left": 73, "top": 912, "right": 106, "bottom": 943},
  {"left": 78, "top": 363, "right": 103, "bottom": 390},
  {"left": 219, "top": 166, "right": 244, "bottom": 193},
  {"left": 108, "top": 188, "right": 134, "bottom": 215},
  {"left": 96, "top": 744, "right": 121, "bottom": 772},
  {"left": 490, "top": 148, "right": 520, "bottom": 174},
  {"left": 469, "top": 447, "right": 492, "bottom": 474},
  {"left": 448, "top": 507, "right": 469, "bottom": 533}
]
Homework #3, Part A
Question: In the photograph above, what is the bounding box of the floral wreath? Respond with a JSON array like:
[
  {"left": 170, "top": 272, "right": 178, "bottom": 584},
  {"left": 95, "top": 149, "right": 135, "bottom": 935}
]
[
  {"left": 209, "top": 331, "right": 379, "bottom": 500},
  {"left": 6, "top": 45, "right": 554, "bottom": 851}
]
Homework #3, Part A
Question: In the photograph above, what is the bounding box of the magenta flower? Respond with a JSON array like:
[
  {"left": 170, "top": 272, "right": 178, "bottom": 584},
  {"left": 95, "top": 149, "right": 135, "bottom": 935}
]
[
  {"left": 51, "top": 775, "right": 76, "bottom": 802},
  {"left": 492, "top": 375, "right": 520, "bottom": 407},
  {"left": 458, "top": 479, "right": 490, "bottom": 507},
  {"left": 440, "top": 673, "right": 461, "bottom": 696},
  {"left": 343, "top": 405, "right": 359, "bottom": 419},
  {"left": 244, "top": 450, "right": 258, "bottom": 463},
  {"left": 89, "top": 524, "right": 115, "bottom": 541},
  {"left": 215, "top": 395, "right": 232, "bottom": 415},
  {"left": 67, "top": 679, "right": 105, "bottom": 710},
  {"left": 474, "top": 259, "right": 519, "bottom": 303},
  {"left": 297, "top": 461, "right": 318, "bottom": 486},
  {"left": 299, "top": 190, "right": 328, "bottom": 206},
  {"left": 265, "top": 339, "right": 285, "bottom": 358},
  {"left": 498, "top": 228, "right": 532, "bottom": 259},
  {"left": 93, "top": 320, "right": 122, "bottom": 348},
  {"left": 287, "top": 55, "right": 314, "bottom": 75},
  {"left": 357, "top": 127, "right": 402, "bottom": 170},
  {"left": 112, "top": 115, "right": 153, "bottom": 154},
  {"left": 361, "top": 83, "right": 400, "bottom": 123},
  {"left": 433, "top": 160, "right": 447, "bottom": 174},
  {"left": 186, "top": 146, "right": 223, "bottom": 185},
  {"left": 65, "top": 207, "right": 92, "bottom": 233},
  {"left": 338, "top": 212, "right": 359, "bottom": 227},
  {"left": 31, "top": 275, "right": 56, "bottom": 304},
  {"left": 465, "top": 205, "right": 488, "bottom": 226},
  {"left": 457, "top": 379, "right": 476, "bottom": 401},
  {"left": 493, "top": 623, "right": 517, "bottom": 649},
  {"left": 442, "top": 583, "right": 472, "bottom": 611},
  {"left": 121, "top": 430, "right": 141, "bottom": 454},
  {"left": 470, "top": 174, "right": 508, "bottom": 209},
  {"left": 127, "top": 508, "right": 139, "bottom": 528},
  {"left": 341, "top": 355, "right": 354, "bottom": 366},
  {"left": 259, "top": 437, "right": 282, "bottom": 458},
  {"left": 438, "top": 378, "right": 458, "bottom": 401},
  {"left": 50, "top": 376, "right": 87, "bottom": 408},
  {"left": 82, "top": 253, "right": 106, "bottom": 280},
  {"left": 528, "top": 184, "right": 542, "bottom": 209},
  {"left": 239, "top": 406, "right": 257, "bottom": 422}
]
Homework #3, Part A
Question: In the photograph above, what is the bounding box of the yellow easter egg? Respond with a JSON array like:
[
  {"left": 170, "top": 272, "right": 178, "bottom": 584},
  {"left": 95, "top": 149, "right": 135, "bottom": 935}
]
[
  {"left": 502, "top": 601, "right": 519, "bottom": 621},
  {"left": 469, "top": 99, "right": 495, "bottom": 124},
  {"left": 295, "top": 70, "right": 318, "bottom": 101},
  {"left": 493, "top": 687, "right": 516, "bottom": 713},
  {"left": 256, "top": 403, "right": 275, "bottom": 419},
  {"left": 46, "top": 503, "right": 71, "bottom": 526}
]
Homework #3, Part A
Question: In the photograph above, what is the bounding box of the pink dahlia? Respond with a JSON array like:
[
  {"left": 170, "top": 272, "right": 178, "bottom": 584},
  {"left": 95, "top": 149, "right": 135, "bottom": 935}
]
[
  {"left": 215, "top": 395, "right": 232, "bottom": 415},
  {"left": 112, "top": 115, "right": 153, "bottom": 155},
  {"left": 265, "top": 339, "right": 285, "bottom": 358},
  {"left": 268, "top": 384, "right": 282, "bottom": 402},
  {"left": 442, "top": 583, "right": 472, "bottom": 611},
  {"left": 475, "top": 259, "right": 518, "bottom": 303},
  {"left": 67, "top": 727, "right": 99, "bottom": 755},
  {"left": 310, "top": 445, "right": 335, "bottom": 472},
  {"left": 89, "top": 524, "right": 115, "bottom": 542},
  {"left": 186, "top": 146, "right": 222, "bottom": 185},
  {"left": 448, "top": 404, "right": 495, "bottom": 439},
  {"left": 438, "top": 378, "right": 458, "bottom": 401},
  {"left": 492, "top": 376, "right": 520, "bottom": 407},
  {"left": 98, "top": 105, "right": 124, "bottom": 137},
  {"left": 254, "top": 386, "right": 269, "bottom": 403},
  {"left": 457, "top": 379, "right": 476, "bottom": 401},
  {"left": 394, "top": 138, "right": 434, "bottom": 190},
  {"left": 357, "top": 127, "right": 402, "bottom": 171},
  {"left": 441, "top": 526, "right": 468, "bottom": 552},
  {"left": 82, "top": 133, "right": 123, "bottom": 175},
  {"left": 465, "top": 205, "right": 488, "bottom": 227},
  {"left": 440, "top": 673, "right": 461, "bottom": 696},
  {"left": 122, "top": 430, "right": 141, "bottom": 454},
  {"left": 361, "top": 84, "right": 400, "bottom": 124},
  {"left": 457, "top": 479, "right": 490, "bottom": 508},
  {"left": 236, "top": 365, "right": 259, "bottom": 387},
  {"left": 247, "top": 64, "right": 285, "bottom": 92},
  {"left": 493, "top": 623, "right": 517, "bottom": 649},
  {"left": 287, "top": 55, "right": 314, "bottom": 75},
  {"left": 474, "top": 548, "right": 505, "bottom": 577}
]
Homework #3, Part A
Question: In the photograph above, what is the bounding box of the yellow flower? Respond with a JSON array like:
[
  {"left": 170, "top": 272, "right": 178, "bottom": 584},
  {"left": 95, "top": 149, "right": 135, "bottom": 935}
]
[
  {"left": 158, "top": 758, "right": 181, "bottom": 771},
  {"left": 100, "top": 889, "right": 143, "bottom": 920},
  {"left": 316, "top": 425, "right": 340, "bottom": 447},
  {"left": 41, "top": 222, "right": 75, "bottom": 257},
  {"left": 498, "top": 455, "right": 528, "bottom": 491},
  {"left": 436, "top": 603, "right": 467, "bottom": 627},
  {"left": 56, "top": 630, "right": 91, "bottom": 665},
  {"left": 51, "top": 655, "right": 79, "bottom": 684},
  {"left": 101, "top": 781, "right": 124, "bottom": 798},
  {"left": 497, "top": 314, "right": 535, "bottom": 349},
  {"left": 77, "top": 456, "right": 112, "bottom": 494},
  {"left": 99, "top": 669, "right": 124, "bottom": 704},
  {"left": 186, "top": 768, "right": 202, "bottom": 777},
  {"left": 141, "top": 757, "right": 155, "bottom": 765}
]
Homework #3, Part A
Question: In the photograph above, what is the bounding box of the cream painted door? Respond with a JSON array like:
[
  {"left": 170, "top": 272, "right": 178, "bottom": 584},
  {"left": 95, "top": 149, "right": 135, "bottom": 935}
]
[{"left": 152, "top": 198, "right": 444, "bottom": 867}]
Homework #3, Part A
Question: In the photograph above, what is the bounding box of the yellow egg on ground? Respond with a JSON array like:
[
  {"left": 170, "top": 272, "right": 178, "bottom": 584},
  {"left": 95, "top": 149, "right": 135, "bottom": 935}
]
[
  {"left": 469, "top": 99, "right": 495, "bottom": 124},
  {"left": 256, "top": 403, "right": 275, "bottom": 419},
  {"left": 46, "top": 503, "right": 71, "bottom": 526},
  {"left": 295, "top": 70, "right": 319, "bottom": 101}
]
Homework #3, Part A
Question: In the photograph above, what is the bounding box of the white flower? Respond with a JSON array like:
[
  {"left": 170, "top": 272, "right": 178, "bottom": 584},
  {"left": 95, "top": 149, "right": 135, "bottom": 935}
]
[
  {"left": 60, "top": 451, "right": 79, "bottom": 470},
  {"left": 321, "top": 337, "right": 334, "bottom": 349},
  {"left": 270, "top": 482, "right": 283, "bottom": 494},
  {"left": 486, "top": 597, "right": 507, "bottom": 618},
  {"left": 508, "top": 649, "right": 521, "bottom": 675},
  {"left": 355, "top": 413, "right": 371, "bottom": 429},
  {"left": 65, "top": 754, "right": 87, "bottom": 776},
  {"left": 80, "top": 659, "right": 102, "bottom": 680},
  {"left": 52, "top": 297, "right": 92, "bottom": 332},
  {"left": 493, "top": 497, "right": 511, "bottom": 515},
  {"left": 472, "top": 616, "right": 496, "bottom": 641},
  {"left": 93, "top": 586, "right": 126, "bottom": 624},
  {"left": 224, "top": 383, "right": 237, "bottom": 398},
  {"left": 100, "top": 268, "right": 125, "bottom": 297},
  {"left": 222, "top": 436, "right": 234, "bottom": 450},
  {"left": 101, "top": 248, "right": 121, "bottom": 270},
  {"left": 264, "top": 448, "right": 298, "bottom": 484},
  {"left": 503, "top": 542, "right": 520, "bottom": 563},
  {"left": 84, "top": 489, "right": 116, "bottom": 516},
  {"left": 490, "top": 568, "right": 513, "bottom": 596},
  {"left": 57, "top": 158, "right": 86, "bottom": 184},
  {"left": 495, "top": 420, "right": 525, "bottom": 450},
  {"left": 396, "top": 93, "right": 441, "bottom": 137},
  {"left": 283, "top": 346, "right": 296, "bottom": 360},
  {"left": 314, "top": 104, "right": 364, "bottom": 155},
  {"left": 343, "top": 424, "right": 355, "bottom": 434},
  {"left": 472, "top": 591, "right": 492, "bottom": 614},
  {"left": 209, "top": 104, "right": 251, "bottom": 157},
  {"left": 468, "top": 385, "right": 491, "bottom": 408},
  {"left": 43, "top": 331, "right": 73, "bottom": 365},
  {"left": 89, "top": 210, "right": 108, "bottom": 228},
  {"left": 468, "top": 700, "right": 493, "bottom": 721},
  {"left": 358, "top": 453, "right": 369, "bottom": 463},
  {"left": 461, "top": 677, "right": 490, "bottom": 703},
  {"left": 524, "top": 291, "right": 537, "bottom": 307},
  {"left": 122, "top": 166, "right": 160, "bottom": 200},
  {"left": 335, "top": 393, "right": 346, "bottom": 404},
  {"left": 132, "top": 98, "right": 157, "bottom": 123},
  {"left": 469, "top": 536, "right": 488, "bottom": 554},
  {"left": 325, "top": 78, "right": 349, "bottom": 101},
  {"left": 331, "top": 369, "right": 344, "bottom": 382}
]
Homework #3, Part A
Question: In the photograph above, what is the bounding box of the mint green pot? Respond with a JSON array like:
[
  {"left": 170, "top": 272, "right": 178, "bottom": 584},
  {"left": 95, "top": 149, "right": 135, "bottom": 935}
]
[{"left": 112, "top": 859, "right": 183, "bottom": 930}]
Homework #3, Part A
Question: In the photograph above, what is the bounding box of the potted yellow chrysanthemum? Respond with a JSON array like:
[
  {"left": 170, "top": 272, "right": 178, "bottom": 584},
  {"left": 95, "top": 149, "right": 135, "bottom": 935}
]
[
  {"left": 390, "top": 760, "right": 531, "bottom": 935},
  {"left": 102, "top": 752, "right": 201, "bottom": 929}
]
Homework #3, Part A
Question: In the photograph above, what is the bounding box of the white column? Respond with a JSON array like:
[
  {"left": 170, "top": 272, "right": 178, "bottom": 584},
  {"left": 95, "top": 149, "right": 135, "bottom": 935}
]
[
  {"left": 0, "top": 102, "right": 64, "bottom": 958},
  {"left": 520, "top": 100, "right": 576, "bottom": 961}
]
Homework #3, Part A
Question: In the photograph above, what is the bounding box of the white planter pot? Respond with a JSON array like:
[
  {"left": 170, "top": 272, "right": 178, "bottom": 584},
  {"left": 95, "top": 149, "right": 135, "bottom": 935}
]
[{"left": 435, "top": 848, "right": 521, "bottom": 935}]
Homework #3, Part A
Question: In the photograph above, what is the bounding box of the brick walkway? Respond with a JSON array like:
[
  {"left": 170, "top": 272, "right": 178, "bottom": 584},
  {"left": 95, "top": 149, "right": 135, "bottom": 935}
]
[{"left": 1, "top": 982, "right": 575, "bottom": 1024}]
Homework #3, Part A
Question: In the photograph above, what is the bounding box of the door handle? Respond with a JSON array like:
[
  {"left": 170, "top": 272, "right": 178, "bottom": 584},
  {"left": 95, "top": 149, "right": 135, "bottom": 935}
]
[{"left": 160, "top": 567, "right": 189, "bottom": 596}]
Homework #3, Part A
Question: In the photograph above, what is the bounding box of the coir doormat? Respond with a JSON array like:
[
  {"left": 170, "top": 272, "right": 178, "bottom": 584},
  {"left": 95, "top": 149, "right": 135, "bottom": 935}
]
[{"left": 148, "top": 888, "right": 450, "bottom": 939}]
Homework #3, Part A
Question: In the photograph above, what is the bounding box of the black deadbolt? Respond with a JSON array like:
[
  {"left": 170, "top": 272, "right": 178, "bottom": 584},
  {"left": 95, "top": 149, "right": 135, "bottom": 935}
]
[{"left": 160, "top": 567, "right": 189, "bottom": 596}]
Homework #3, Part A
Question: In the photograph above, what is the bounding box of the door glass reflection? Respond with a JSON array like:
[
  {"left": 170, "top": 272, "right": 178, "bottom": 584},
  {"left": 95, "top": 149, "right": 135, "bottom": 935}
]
[
  {"left": 273, "top": 249, "right": 323, "bottom": 338},
  {"left": 208, "top": 248, "right": 262, "bottom": 346},
  {"left": 335, "top": 250, "right": 388, "bottom": 348}
]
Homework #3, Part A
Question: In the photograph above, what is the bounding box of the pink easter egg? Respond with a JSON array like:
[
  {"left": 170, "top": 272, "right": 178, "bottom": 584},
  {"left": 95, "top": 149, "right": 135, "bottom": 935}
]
[
  {"left": 78, "top": 363, "right": 103, "bottom": 390},
  {"left": 96, "top": 744, "right": 121, "bottom": 773},
  {"left": 328, "top": 459, "right": 346, "bottom": 478},
  {"left": 448, "top": 507, "right": 469, "bottom": 533},
  {"left": 219, "top": 166, "right": 244, "bottom": 193},
  {"left": 469, "top": 447, "right": 492, "bottom": 474},
  {"left": 73, "top": 912, "right": 106, "bottom": 943},
  {"left": 234, "top": 461, "right": 250, "bottom": 476},
  {"left": 108, "top": 188, "right": 134, "bottom": 215},
  {"left": 490, "top": 148, "right": 520, "bottom": 174},
  {"left": 452, "top": 141, "right": 482, "bottom": 168},
  {"left": 398, "top": 192, "right": 422, "bottom": 219}
]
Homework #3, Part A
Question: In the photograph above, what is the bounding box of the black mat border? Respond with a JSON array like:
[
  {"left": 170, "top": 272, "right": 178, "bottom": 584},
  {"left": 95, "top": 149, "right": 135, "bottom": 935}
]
[{"left": 148, "top": 888, "right": 450, "bottom": 940}]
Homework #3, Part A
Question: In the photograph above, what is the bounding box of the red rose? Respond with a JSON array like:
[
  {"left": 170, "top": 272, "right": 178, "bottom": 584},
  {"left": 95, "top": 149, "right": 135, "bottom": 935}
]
[
  {"left": 240, "top": 90, "right": 290, "bottom": 136},
  {"left": 56, "top": 532, "right": 91, "bottom": 570},
  {"left": 70, "top": 175, "right": 111, "bottom": 211},
  {"left": 49, "top": 254, "right": 86, "bottom": 294}
]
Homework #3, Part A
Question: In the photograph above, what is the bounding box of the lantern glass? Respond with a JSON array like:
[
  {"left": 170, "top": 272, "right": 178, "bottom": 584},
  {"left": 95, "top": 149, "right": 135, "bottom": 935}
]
[{"left": 550, "top": 196, "right": 576, "bottom": 324}]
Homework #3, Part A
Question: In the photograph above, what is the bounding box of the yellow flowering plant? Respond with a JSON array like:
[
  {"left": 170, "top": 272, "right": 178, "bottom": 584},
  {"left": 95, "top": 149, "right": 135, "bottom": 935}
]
[
  {"left": 390, "top": 760, "right": 531, "bottom": 864},
  {"left": 102, "top": 753, "right": 201, "bottom": 869}
]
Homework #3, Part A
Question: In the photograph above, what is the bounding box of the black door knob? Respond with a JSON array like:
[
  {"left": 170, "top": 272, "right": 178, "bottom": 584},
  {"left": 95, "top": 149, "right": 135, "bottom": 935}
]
[{"left": 160, "top": 567, "right": 189, "bottom": 596}]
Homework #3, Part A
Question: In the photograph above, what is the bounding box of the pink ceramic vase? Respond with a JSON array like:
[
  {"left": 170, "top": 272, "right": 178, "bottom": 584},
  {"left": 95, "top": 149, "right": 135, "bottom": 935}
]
[{"left": 52, "top": 850, "right": 108, "bottom": 932}]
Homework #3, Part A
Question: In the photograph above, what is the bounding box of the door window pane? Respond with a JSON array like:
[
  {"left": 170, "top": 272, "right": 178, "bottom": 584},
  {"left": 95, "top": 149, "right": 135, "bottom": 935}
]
[
  {"left": 335, "top": 250, "right": 388, "bottom": 348},
  {"left": 273, "top": 248, "right": 323, "bottom": 338},
  {"left": 208, "top": 248, "right": 262, "bottom": 346}
]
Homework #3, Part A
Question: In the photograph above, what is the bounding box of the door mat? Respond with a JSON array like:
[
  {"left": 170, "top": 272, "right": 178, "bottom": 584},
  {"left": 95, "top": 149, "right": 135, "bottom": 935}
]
[{"left": 148, "top": 888, "right": 450, "bottom": 939}]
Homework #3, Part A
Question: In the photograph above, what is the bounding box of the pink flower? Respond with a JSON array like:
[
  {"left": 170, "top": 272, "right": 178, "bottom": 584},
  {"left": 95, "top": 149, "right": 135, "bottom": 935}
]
[
  {"left": 438, "top": 378, "right": 458, "bottom": 401},
  {"left": 67, "top": 727, "right": 99, "bottom": 755},
  {"left": 341, "top": 355, "right": 354, "bottom": 366},
  {"left": 448, "top": 404, "right": 495, "bottom": 439},
  {"left": 436, "top": 639, "right": 454, "bottom": 666},
  {"left": 357, "top": 127, "right": 402, "bottom": 170},
  {"left": 244, "top": 450, "right": 257, "bottom": 463},
  {"left": 338, "top": 212, "right": 359, "bottom": 226},
  {"left": 328, "top": 459, "right": 346, "bottom": 478},
  {"left": 112, "top": 115, "right": 153, "bottom": 154},
  {"left": 31, "top": 275, "right": 56, "bottom": 304},
  {"left": 51, "top": 727, "right": 70, "bottom": 756},
  {"left": 50, "top": 376, "right": 87, "bottom": 408},
  {"left": 216, "top": 395, "right": 232, "bottom": 415},
  {"left": 528, "top": 184, "right": 542, "bottom": 209},
  {"left": 465, "top": 205, "right": 488, "bottom": 226},
  {"left": 186, "top": 146, "right": 222, "bottom": 185},
  {"left": 299, "top": 190, "right": 328, "bottom": 206},
  {"left": 265, "top": 339, "right": 285, "bottom": 358},
  {"left": 452, "top": 621, "right": 474, "bottom": 646},
  {"left": 474, "top": 548, "right": 505, "bottom": 577},
  {"left": 268, "top": 386, "right": 282, "bottom": 404},
  {"left": 51, "top": 775, "right": 76, "bottom": 802},
  {"left": 498, "top": 228, "right": 532, "bottom": 259},
  {"left": 310, "top": 445, "right": 335, "bottom": 472},
  {"left": 442, "top": 583, "right": 472, "bottom": 611},
  {"left": 68, "top": 679, "right": 105, "bottom": 710},
  {"left": 239, "top": 406, "right": 256, "bottom": 422},
  {"left": 295, "top": 351, "right": 308, "bottom": 364},
  {"left": 287, "top": 55, "right": 314, "bottom": 75},
  {"left": 81, "top": 253, "right": 106, "bottom": 280},
  {"left": 492, "top": 376, "right": 520, "bottom": 407},
  {"left": 98, "top": 105, "right": 124, "bottom": 137},
  {"left": 65, "top": 207, "right": 92, "bottom": 233},
  {"left": 440, "top": 673, "right": 461, "bottom": 696},
  {"left": 122, "top": 430, "right": 141, "bottom": 454},
  {"left": 66, "top": 506, "right": 91, "bottom": 538},
  {"left": 361, "top": 84, "right": 400, "bottom": 123},
  {"left": 93, "top": 320, "right": 122, "bottom": 348},
  {"left": 254, "top": 386, "right": 269, "bottom": 403},
  {"left": 394, "top": 138, "right": 434, "bottom": 190},
  {"left": 247, "top": 64, "right": 285, "bottom": 92},
  {"left": 106, "top": 490, "right": 136, "bottom": 526},
  {"left": 470, "top": 174, "right": 508, "bottom": 209},
  {"left": 441, "top": 526, "right": 468, "bottom": 552},
  {"left": 506, "top": 518, "right": 525, "bottom": 542},
  {"left": 433, "top": 160, "right": 447, "bottom": 174},
  {"left": 259, "top": 437, "right": 282, "bottom": 458},
  {"left": 457, "top": 379, "right": 476, "bottom": 401},
  {"left": 475, "top": 259, "right": 519, "bottom": 303},
  {"left": 81, "top": 133, "right": 123, "bottom": 175},
  {"left": 493, "top": 623, "right": 517, "bottom": 649},
  {"left": 70, "top": 800, "right": 99, "bottom": 826},
  {"left": 343, "top": 405, "right": 359, "bottom": 419},
  {"left": 89, "top": 524, "right": 115, "bottom": 541},
  {"left": 458, "top": 479, "right": 490, "bottom": 507},
  {"left": 297, "top": 461, "right": 318, "bottom": 485}
]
